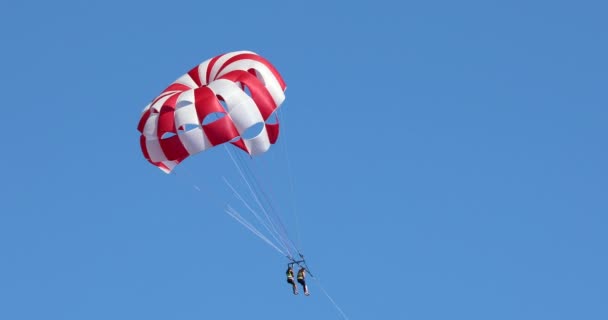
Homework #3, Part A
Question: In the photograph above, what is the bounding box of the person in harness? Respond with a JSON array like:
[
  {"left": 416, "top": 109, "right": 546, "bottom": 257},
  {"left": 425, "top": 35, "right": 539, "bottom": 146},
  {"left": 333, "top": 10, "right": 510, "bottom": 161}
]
[
  {"left": 297, "top": 266, "right": 310, "bottom": 296},
  {"left": 286, "top": 265, "right": 298, "bottom": 295}
]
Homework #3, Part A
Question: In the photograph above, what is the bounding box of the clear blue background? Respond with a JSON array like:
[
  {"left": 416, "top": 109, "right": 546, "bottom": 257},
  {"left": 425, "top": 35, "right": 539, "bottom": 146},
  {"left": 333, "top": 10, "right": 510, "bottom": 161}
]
[{"left": 1, "top": 1, "right": 606, "bottom": 319}]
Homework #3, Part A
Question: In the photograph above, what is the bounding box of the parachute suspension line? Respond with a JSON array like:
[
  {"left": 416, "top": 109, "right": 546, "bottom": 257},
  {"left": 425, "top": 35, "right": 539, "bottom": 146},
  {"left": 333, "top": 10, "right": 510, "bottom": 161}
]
[
  {"left": 222, "top": 176, "right": 292, "bottom": 256},
  {"left": 223, "top": 177, "right": 279, "bottom": 242},
  {"left": 225, "top": 147, "right": 294, "bottom": 259},
  {"left": 312, "top": 277, "right": 350, "bottom": 320},
  {"left": 238, "top": 149, "right": 301, "bottom": 258},
  {"left": 238, "top": 151, "right": 299, "bottom": 256},
  {"left": 171, "top": 155, "right": 292, "bottom": 258},
  {"left": 276, "top": 107, "right": 303, "bottom": 253},
  {"left": 224, "top": 145, "right": 296, "bottom": 260},
  {"left": 224, "top": 205, "right": 287, "bottom": 256},
  {"left": 236, "top": 153, "right": 299, "bottom": 260}
]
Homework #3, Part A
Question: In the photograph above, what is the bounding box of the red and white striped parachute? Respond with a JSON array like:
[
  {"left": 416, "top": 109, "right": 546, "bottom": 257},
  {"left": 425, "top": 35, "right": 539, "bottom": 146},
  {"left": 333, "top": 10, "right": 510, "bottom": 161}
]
[
  {"left": 137, "top": 51, "right": 287, "bottom": 173},
  {"left": 137, "top": 51, "right": 314, "bottom": 276}
]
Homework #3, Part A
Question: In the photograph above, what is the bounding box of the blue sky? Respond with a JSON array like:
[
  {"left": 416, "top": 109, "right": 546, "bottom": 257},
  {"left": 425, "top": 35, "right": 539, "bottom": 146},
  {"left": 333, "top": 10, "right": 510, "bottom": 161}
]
[{"left": 1, "top": 0, "right": 607, "bottom": 319}]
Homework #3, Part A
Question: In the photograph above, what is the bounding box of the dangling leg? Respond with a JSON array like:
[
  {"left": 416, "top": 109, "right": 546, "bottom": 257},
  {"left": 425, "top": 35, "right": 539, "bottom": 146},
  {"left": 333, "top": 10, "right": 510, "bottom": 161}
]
[
  {"left": 298, "top": 279, "right": 309, "bottom": 296},
  {"left": 288, "top": 279, "right": 298, "bottom": 295}
]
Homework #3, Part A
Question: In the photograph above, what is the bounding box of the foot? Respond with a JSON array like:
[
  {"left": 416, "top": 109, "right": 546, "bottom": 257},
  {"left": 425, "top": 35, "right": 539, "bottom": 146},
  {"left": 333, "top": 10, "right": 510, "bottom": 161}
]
[{"left": 304, "top": 292, "right": 310, "bottom": 296}]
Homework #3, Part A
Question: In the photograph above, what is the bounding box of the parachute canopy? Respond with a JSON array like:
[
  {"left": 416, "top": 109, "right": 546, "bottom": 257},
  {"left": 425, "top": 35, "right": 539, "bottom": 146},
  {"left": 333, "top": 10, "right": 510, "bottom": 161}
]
[{"left": 137, "top": 51, "right": 287, "bottom": 173}]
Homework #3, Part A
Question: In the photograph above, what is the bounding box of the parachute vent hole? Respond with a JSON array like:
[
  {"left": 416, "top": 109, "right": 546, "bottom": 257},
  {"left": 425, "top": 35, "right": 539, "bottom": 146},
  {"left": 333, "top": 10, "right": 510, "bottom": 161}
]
[
  {"left": 202, "top": 112, "right": 227, "bottom": 125},
  {"left": 216, "top": 95, "right": 229, "bottom": 112},
  {"left": 243, "top": 85, "right": 253, "bottom": 98},
  {"left": 178, "top": 123, "right": 199, "bottom": 133},
  {"left": 161, "top": 132, "right": 177, "bottom": 140},
  {"left": 248, "top": 68, "right": 266, "bottom": 86},
  {"left": 265, "top": 111, "right": 279, "bottom": 125},
  {"left": 242, "top": 122, "right": 265, "bottom": 140}
]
